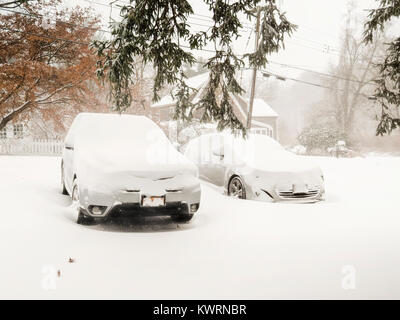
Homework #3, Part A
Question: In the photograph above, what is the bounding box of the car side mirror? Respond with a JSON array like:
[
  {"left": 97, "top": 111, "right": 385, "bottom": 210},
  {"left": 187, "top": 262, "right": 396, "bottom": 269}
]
[
  {"left": 212, "top": 147, "right": 224, "bottom": 160},
  {"left": 65, "top": 143, "right": 74, "bottom": 150}
]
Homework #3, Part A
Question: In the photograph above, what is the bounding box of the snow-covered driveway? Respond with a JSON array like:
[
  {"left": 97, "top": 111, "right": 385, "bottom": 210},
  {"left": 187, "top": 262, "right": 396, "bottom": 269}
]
[{"left": 0, "top": 155, "right": 399, "bottom": 299}]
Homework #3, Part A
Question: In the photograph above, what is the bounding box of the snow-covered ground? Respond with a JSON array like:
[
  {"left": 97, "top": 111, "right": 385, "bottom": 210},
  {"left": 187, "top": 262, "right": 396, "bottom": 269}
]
[{"left": 0, "top": 155, "right": 399, "bottom": 299}]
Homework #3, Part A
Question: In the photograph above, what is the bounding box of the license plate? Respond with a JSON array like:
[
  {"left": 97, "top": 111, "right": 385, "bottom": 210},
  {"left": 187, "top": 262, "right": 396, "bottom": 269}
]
[
  {"left": 142, "top": 196, "right": 165, "bottom": 207},
  {"left": 293, "top": 184, "right": 308, "bottom": 194}
]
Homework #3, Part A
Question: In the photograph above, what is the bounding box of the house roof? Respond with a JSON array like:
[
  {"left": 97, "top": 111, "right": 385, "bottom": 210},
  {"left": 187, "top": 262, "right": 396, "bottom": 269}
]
[
  {"left": 249, "top": 99, "right": 278, "bottom": 118},
  {"left": 151, "top": 73, "right": 278, "bottom": 120},
  {"left": 151, "top": 72, "right": 209, "bottom": 108}
]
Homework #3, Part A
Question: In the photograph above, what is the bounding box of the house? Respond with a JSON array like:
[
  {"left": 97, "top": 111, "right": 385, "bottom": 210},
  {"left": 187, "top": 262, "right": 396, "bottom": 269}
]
[
  {"left": 0, "top": 123, "right": 24, "bottom": 140},
  {"left": 0, "top": 122, "right": 27, "bottom": 154},
  {"left": 151, "top": 72, "right": 279, "bottom": 140}
]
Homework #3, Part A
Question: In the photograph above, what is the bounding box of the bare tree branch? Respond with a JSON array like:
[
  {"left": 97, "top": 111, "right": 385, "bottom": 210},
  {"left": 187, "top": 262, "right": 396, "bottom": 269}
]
[
  {"left": 0, "top": 76, "right": 85, "bottom": 131},
  {"left": 0, "top": 0, "right": 30, "bottom": 9}
]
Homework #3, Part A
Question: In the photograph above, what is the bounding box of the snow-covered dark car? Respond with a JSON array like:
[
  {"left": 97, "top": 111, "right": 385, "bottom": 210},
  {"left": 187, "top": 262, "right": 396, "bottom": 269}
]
[
  {"left": 61, "top": 113, "right": 201, "bottom": 224},
  {"left": 185, "top": 133, "right": 324, "bottom": 202}
]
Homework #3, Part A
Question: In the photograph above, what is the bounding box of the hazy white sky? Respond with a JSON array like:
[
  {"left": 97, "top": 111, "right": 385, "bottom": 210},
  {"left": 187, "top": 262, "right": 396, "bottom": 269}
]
[
  {"left": 75, "top": 0, "right": 380, "bottom": 77},
  {"left": 275, "top": 0, "right": 377, "bottom": 71}
]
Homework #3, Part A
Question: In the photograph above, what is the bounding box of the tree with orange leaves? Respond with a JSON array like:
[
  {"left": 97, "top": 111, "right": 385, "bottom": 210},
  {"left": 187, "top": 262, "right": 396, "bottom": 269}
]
[{"left": 0, "top": 0, "right": 101, "bottom": 134}]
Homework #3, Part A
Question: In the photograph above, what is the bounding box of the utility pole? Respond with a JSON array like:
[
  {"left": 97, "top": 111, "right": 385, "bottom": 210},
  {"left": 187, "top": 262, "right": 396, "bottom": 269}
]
[{"left": 246, "top": 7, "right": 261, "bottom": 130}]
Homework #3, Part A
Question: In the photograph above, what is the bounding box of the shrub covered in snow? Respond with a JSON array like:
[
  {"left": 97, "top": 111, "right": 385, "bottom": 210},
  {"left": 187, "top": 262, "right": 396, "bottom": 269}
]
[{"left": 298, "top": 126, "right": 346, "bottom": 154}]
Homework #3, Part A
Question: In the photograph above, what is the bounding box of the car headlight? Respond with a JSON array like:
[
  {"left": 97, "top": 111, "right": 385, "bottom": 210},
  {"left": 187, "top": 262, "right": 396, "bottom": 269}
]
[
  {"left": 190, "top": 203, "right": 200, "bottom": 213},
  {"left": 88, "top": 205, "right": 107, "bottom": 215}
]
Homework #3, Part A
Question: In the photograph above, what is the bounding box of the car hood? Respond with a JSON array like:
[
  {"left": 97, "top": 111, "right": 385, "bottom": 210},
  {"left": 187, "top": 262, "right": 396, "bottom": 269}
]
[
  {"left": 246, "top": 152, "right": 320, "bottom": 174},
  {"left": 240, "top": 153, "right": 323, "bottom": 193},
  {"left": 75, "top": 139, "right": 198, "bottom": 181}
]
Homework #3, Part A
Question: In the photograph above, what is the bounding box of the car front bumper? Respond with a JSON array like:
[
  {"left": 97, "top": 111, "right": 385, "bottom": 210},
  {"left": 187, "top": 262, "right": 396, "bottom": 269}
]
[
  {"left": 240, "top": 174, "right": 325, "bottom": 203},
  {"left": 78, "top": 182, "right": 201, "bottom": 218},
  {"left": 250, "top": 187, "right": 325, "bottom": 203}
]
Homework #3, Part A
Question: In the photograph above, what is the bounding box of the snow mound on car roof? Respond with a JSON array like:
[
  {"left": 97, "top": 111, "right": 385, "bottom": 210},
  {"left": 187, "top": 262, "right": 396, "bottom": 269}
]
[
  {"left": 73, "top": 113, "right": 161, "bottom": 140},
  {"left": 71, "top": 113, "right": 194, "bottom": 171},
  {"left": 186, "top": 132, "right": 319, "bottom": 172}
]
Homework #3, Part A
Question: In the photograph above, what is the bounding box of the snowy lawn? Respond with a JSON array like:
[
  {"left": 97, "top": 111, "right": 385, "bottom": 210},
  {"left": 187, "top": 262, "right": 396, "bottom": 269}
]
[{"left": 0, "top": 155, "right": 399, "bottom": 299}]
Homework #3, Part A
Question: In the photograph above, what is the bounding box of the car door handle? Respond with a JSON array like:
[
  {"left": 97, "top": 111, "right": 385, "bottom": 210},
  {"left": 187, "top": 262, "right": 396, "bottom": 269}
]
[{"left": 65, "top": 146, "right": 74, "bottom": 150}]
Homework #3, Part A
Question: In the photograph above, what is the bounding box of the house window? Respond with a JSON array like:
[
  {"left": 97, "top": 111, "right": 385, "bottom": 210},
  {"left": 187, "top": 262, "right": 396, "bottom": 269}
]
[
  {"left": 0, "top": 128, "right": 6, "bottom": 139},
  {"left": 13, "top": 124, "right": 23, "bottom": 139}
]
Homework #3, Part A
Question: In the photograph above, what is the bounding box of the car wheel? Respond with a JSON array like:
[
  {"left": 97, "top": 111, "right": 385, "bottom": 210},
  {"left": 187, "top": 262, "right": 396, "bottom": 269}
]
[
  {"left": 72, "top": 181, "right": 94, "bottom": 225},
  {"left": 228, "top": 176, "right": 246, "bottom": 199},
  {"left": 76, "top": 209, "right": 95, "bottom": 225},
  {"left": 171, "top": 204, "right": 194, "bottom": 223},
  {"left": 171, "top": 214, "right": 194, "bottom": 223},
  {"left": 61, "top": 163, "right": 69, "bottom": 195}
]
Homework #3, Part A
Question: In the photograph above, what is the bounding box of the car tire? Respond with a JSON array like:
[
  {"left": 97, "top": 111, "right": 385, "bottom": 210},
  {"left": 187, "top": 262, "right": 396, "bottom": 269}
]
[
  {"left": 72, "top": 180, "right": 95, "bottom": 225},
  {"left": 77, "top": 209, "right": 95, "bottom": 225},
  {"left": 171, "top": 214, "right": 194, "bottom": 223},
  {"left": 171, "top": 204, "right": 194, "bottom": 223},
  {"left": 61, "top": 163, "right": 69, "bottom": 195},
  {"left": 228, "top": 176, "right": 246, "bottom": 199}
]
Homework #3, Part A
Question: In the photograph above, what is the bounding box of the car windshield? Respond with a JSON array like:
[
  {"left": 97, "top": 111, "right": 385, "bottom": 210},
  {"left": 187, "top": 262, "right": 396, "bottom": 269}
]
[
  {"left": 71, "top": 114, "right": 187, "bottom": 169},
  {"left": 75, "top": 114, "right": 168, "bottom": 147},
  {"left": 224, "top": 134, "right": 287, "bottom": 163}
]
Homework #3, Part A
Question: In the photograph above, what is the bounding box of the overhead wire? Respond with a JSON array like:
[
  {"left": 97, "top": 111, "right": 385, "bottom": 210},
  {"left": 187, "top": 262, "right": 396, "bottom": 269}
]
[{"left": 0, "top": 6, "right": 374, "bottom": 92}]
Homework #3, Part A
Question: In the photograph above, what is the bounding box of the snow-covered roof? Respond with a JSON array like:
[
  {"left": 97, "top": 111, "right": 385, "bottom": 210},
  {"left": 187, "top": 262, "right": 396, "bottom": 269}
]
[
  {"left": 230, "top": 93, "right": 247, "bottom": 119},
  {"left": 151, "top": 72, "right": 209, "bottom": 108},
  {"left": 186, "top": 72, "right": 210, "bottom": 89},
  {"left": 151, "top": 95, "right": 175, "bottom": 108},
  {"left": 251, "top": 120, "right": 273, "bottom": 129},
  {"left": 249, "top": 99, "right": 278, "bottom": 118},
  {"left": 151, "top": 74, "right": 278, "bottom": 120}
]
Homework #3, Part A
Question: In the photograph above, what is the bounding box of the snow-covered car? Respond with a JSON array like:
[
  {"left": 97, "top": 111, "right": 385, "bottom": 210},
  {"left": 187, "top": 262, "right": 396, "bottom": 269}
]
[
  {"left": 290, "top": 145, "right": 307, "bottom": 155},
  {"left": 61, "top": 113, "right": 201, "bottom": 224},
  {"left": 327, "top": 144, "right": 360, "bottom": 158},
  {"left": 185, "top": 133, "right": 325, "bottom": 202}
]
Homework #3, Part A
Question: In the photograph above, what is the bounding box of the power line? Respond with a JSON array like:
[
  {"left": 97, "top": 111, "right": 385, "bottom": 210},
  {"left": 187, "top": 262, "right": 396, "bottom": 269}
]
[
  {"left": 259, "top": 69, "right": 373, "bottom": 98},
  {"left": 266, "top": 61, "right": 373, "bottom": 85},
  {"left": 186, "top": 21, "right": 214, "bottom": 30},
  {"left": 180, "top": 44, "right": 372, "bottom": 85},
  {"left": 83, "top": 0, "right": 120, "bottom": 8},
  {"left": 112, "top": 2, "right": 364, "bottom": 93},
  {"left": 189, "top": 15, "right": 216, "bottom": 24},
  {"left": 3, "top": 6, "right": 342, "bottom": 57},
  {"left": 28, "top": 0, "right": 346, "bottom": 58},
  {"left": 84, "top": 0, "right": 344, "bottom": 55},
  {"left": 0, "top": 25, "right": 371, "bottom": 87},
  {"left": 0, "top": 18, "right": 373, "bottom": 92},
  {"left": 0, "top": 11, "right": 369, "bottom": 84},
  {"left": 285, "top": 39, "right": 343, "bottom": 57},
  {"left": 293, "top": 34, "right": 341, "bottom": 52},
  {"left": 188, "top": 21, "right": 345, "bottom": 58},
  {"left": 190, "top": 14, "right": 343, "bottom": 54},
  {"left": 0, "top": 6, "right": 249, "bottom": 39},
  {"left": 190, "top": 15, "right": 343, "bottom": 54},
  {"left": 260, "top": 70, "right": 347, "bottom": 92}
]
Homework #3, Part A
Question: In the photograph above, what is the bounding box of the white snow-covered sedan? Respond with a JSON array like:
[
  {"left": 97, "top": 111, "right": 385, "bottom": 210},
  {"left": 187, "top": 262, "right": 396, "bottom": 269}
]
[
  {"left": 185, "top": 133, "right": 324, "bottom": 202},
  {"left": 61, "top": 113, "right": 201, "bottom": 224}
]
